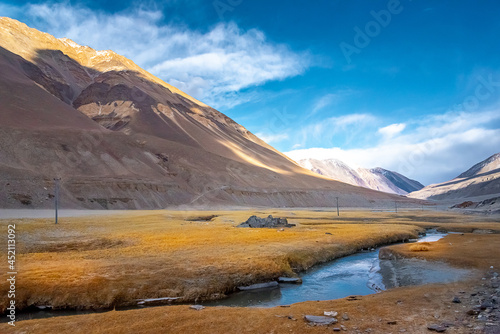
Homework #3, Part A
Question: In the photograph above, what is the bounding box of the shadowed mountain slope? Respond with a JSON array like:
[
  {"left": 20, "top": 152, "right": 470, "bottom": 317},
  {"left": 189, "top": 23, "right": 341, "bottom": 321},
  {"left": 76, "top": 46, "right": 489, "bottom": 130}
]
[
  {"left": 408, "top": 153, "right": 500, "bottom": 201},
  {"left": 0, "top": 17, "right": 420, "bottom": 209}
]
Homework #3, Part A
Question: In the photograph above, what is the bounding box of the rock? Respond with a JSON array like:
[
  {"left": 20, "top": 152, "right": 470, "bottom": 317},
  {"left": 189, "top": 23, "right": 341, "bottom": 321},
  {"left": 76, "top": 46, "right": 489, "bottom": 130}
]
[
  {"left": 189, "top": 305, "right": 205, "bottom": 311},
  {"left": 340, "top": 324, "right": 347, "bottom": 331},
  {"left": 333, "top": 328, "right": 341, "bottom": 332},
  {"left": 237, "top": 215, "right": 295, "bottom": 228},
  {"left": 342, "top": 313, "right": 350, "bottom": 320},
  {"left": 324, "top": 311, "right": 338, "bottom": 317},
  {"left": 427, "top": 324, "right": 447, "bottom": 332},
  {"left": 452, "top": 296, "right": 461, "bottom": 303},
  {"left": 136, "top": 297, "right": 180, "bottom": 305},
  {"left": 238, "top": 281, "right": 279, "bottom": 290},
  {"left": 480, "top": 300, "right": 494, "bottom": 309},
  {"left": 304, "top": 315, "right": 338, "bottom": 325},
  {"left": 325, "top": 232, "right": 333, "bottom": 235},
  {"left": 346, "top": 295, "right": 361, "bottom": 301},
  {"left": 387, "top": 321, "right": 397, "bottom": 325},
  {"left": 278, "top": 277, "right": 302, "bottom": 284},
  {"left": 467, "top": 309, "right": 480, "bottom": 316}
]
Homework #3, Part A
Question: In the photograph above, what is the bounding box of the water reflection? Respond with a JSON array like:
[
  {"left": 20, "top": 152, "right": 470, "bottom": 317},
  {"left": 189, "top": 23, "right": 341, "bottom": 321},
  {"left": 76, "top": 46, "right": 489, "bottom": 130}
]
[{"left": 205, "top": 231, "right": 472, "bottom": 308}]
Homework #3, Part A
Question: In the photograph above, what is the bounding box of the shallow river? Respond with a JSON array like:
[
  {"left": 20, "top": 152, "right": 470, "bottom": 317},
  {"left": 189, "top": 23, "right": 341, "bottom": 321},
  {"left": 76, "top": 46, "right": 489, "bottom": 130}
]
[
  {"left": 202, "top": 230, "right": 472, "bottom": 307},
  {"left": 11, "top": 230, "right": 473, "bottom": 321}
]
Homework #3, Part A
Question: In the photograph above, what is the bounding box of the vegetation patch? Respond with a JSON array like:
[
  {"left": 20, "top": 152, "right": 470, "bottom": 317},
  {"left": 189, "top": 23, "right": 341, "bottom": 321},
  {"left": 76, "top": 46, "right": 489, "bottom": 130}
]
[{"left": 409, "top": 242, "right": 431, "bottom": 252}]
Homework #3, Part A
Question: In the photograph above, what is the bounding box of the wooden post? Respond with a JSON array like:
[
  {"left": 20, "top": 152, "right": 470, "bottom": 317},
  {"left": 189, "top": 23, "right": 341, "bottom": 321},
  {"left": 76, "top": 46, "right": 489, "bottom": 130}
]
[
  {"left": 336, "top": 197, "right": 339, "bottom": 216},
  {"left": 54, "top": 178, "right": 60, "bottom": 224}
]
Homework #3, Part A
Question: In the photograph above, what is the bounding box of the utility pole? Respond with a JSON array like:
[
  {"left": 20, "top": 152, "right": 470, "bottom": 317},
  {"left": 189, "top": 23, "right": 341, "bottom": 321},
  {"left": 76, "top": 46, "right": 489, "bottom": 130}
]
[
  {"left": 394, "top": 200, "right": 398, "bottom": 213},
  {"left": 54, "top": 178, "right": 60, "bottom": 224},
  {"left": 336, "top": 197, "right": 339, "bottom": 216}
]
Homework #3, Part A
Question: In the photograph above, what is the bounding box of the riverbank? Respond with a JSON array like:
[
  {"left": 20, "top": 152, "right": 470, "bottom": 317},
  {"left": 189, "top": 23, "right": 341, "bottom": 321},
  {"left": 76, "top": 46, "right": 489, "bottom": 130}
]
[{"left": 1, "top": 210, "right": 427, "bottom": 312}]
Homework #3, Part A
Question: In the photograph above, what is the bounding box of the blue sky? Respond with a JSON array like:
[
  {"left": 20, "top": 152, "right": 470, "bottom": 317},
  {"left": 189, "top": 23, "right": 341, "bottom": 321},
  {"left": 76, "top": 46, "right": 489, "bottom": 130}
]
[{"left": 1, "top": 0, "right": 500, "bottom": 184}]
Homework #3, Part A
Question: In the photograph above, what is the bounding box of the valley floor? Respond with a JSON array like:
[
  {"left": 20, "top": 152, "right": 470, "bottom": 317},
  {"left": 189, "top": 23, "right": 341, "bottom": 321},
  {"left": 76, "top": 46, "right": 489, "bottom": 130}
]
[{"left": 1, "top": 209, "right": 499, "bottom": 333}]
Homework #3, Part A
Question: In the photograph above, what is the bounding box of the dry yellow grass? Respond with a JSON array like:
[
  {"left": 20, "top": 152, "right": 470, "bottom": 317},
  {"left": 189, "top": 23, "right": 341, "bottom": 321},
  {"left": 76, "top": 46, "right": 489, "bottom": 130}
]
[
  {"left": 381, "top": 233, "right": 500, "bottom": 269},
  {"left": 409, "top": 242, "right": 432, "bottom": 252},
  {"left": 0, "top": 209, "right": 498, "bottom": 315}
]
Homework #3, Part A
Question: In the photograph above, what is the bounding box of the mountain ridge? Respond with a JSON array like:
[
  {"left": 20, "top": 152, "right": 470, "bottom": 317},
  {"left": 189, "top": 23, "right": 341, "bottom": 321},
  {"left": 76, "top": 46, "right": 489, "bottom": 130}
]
[
  {"left": 0, "top": 16, "right": 421, "bottom": 209},
  {"left": 408, "top": 152, "right": 500, "bottom": 201},
  {"left": 297, "top": 158, "right": 424, "bottom": 195}
]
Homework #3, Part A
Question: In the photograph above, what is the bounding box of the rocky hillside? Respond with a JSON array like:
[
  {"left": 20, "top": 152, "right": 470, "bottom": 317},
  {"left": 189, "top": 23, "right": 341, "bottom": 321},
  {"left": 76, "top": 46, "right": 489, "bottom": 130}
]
[
  {"left": 0, "top": 17, "right": 420, "bottom": 209},
  {"left": 457, "top": 153, "right": 500, "bottom": 178},
  {"left": 408, "top": 153, "right": 500, "bottom": 201},
  {"left": 298, "top": 158, "right": 424, "bottom": 195}
]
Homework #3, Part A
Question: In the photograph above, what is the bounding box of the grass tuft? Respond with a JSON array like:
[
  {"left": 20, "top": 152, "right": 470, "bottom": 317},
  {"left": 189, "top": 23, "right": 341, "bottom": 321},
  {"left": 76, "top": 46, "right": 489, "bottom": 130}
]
[{"left": 409, "top": 242, "right": 432, "bottom": 252}]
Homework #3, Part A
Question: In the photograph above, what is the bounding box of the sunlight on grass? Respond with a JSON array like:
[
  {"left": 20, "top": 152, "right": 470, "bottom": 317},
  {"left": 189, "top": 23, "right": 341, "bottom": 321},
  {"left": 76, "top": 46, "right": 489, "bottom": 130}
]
[{"left": 0, "top": 209, "right": 498, "bottom": 311}]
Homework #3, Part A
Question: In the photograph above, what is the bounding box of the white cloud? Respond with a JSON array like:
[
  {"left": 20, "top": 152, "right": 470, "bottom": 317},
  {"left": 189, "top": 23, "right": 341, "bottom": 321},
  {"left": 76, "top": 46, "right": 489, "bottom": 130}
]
[
  {"left": 296, "top": 113, "right": 377, "bottom": 148},
  {"left": 286, "top": 110, "right": 500, "bottom": 185},
  {"left": 378, "top": 123, "right": 406, "bottom": 139},
  {"left": 307, "top": 90, "right": 354, "bottom": 118},
  {"left": 15, "top": 3, "right": 310, "bottom": 109},
  {"left": 310, "top": 93, "right": 337, "bottom": 116},
  {"left": 255, "top": 132, "right": 289, "bottom": 144}
]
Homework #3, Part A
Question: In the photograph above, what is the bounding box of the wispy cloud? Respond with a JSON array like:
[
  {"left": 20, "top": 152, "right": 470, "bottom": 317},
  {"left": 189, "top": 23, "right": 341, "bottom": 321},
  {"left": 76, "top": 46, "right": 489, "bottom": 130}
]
[
  {"left": 255, "top": 132, "right": 289, "bottom": 144},
  {"left": 296, "top": 113, "right": 377, "bottom": 148},
  {"left": 308, "top": 90, "right": 354, "bottom": 118},
  {"left": 9, "top": 2, "right": 310, "bottom": 109},
  {"left": 310, "top": 94, "right": 336, "bottom": 115},
  {"left": 286, "top": 110, "right": 500, "bottom": 185},
  {"left": 378, "top": 123, "right": 406, "bottom": 139}
]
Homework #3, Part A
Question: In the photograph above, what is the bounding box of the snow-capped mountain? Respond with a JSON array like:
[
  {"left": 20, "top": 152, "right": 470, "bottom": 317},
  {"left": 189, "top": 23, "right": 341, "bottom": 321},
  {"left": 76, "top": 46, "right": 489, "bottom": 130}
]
[{"left": 297, "top": 158, "right": 424, "bottom": 195}]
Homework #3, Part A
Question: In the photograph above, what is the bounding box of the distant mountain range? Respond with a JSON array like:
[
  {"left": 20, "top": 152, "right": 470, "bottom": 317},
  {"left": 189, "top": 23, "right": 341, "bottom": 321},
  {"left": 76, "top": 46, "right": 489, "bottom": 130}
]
[
  {"left": 0, "top": 17, "right": 417, "bottom": 209},
  {"left": 408, "top": 153, "right": 500, "bottom": 201},
  {"left": 297, "top": 158, "right": 424, "bottom": 195}
]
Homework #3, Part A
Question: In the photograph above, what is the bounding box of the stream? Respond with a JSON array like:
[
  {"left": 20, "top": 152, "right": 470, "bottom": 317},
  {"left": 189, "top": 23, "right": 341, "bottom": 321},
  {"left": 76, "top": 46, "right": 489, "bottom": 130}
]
[
  {"left": 202, "top": 230, "right": 472, "bottom": 308},
  {"left": 9, "top": 230, "right": 473, "bottom": 321}
]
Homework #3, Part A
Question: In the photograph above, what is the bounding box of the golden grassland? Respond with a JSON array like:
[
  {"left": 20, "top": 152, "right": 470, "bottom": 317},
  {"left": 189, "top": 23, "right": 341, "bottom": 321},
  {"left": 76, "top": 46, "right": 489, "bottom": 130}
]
[
  {"left": 1, "top": 209, "right": 499, "bottom": 313},
  {"left": 382, "top": 232, "right": 500, "bottom": 269},
  {"left": 4, "top": 231, "right": 500, "bottom": 334},
  {"left": 0, "top": 209, "right": 427, "bottom": 312},
  {"left": 0, "top": 209, "right": 499, "bottom": 332}
]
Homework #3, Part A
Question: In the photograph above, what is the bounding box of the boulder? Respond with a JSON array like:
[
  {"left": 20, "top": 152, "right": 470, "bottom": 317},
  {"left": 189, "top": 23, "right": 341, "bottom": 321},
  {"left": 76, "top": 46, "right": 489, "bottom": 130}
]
[
  {"left": 238, "top": 215, "right": 296, "bottom": 228},
  {"left": 304, "top": 315, "right": 338, "bottom": 326}
]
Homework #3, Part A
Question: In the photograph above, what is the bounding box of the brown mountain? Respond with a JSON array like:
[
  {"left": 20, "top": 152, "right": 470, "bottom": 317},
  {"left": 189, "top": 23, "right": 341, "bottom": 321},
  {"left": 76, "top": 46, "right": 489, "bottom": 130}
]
[
  {"left": 408, "top": 153, "right": 500, "bottom": 202},
  {"left": 0, "top": 17, "right": 418, "bottom": 209}
]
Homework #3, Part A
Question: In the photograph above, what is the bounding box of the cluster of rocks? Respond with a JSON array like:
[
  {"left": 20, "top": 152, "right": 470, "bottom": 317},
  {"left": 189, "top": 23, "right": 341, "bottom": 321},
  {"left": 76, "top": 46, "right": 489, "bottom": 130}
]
[
  {"left": 237, "top": 215, "right": 295, "bottom": 228},
  {"left": 427, "top": 269, "right": 499, "bottom": 333}
]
